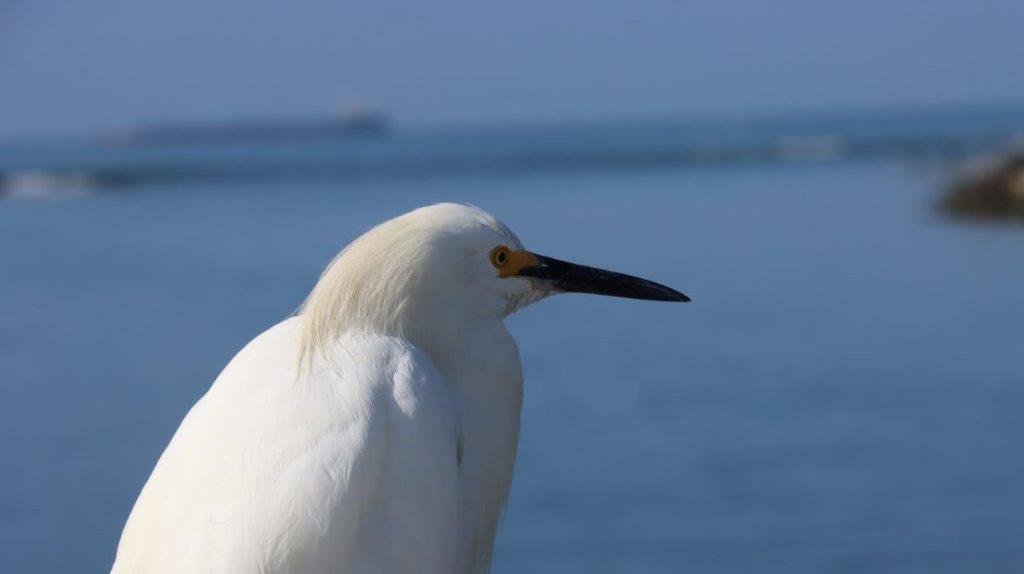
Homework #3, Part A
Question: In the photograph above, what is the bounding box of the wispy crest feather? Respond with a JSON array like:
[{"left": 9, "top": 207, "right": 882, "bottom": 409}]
[
  {"left": 298, "top": 216, "right": 424, "bottom": 370},
  {"left": 297, "top": 203, "right": 518, "bottom": 371}
]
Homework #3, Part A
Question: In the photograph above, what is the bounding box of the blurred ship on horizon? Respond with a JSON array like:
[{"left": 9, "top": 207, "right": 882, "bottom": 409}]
[{"left": 115, "top": 101, "right": 389, "bottom": 146}]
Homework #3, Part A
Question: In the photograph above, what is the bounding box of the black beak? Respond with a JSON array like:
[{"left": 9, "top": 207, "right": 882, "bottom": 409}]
[{"left": 517, "top": 253, "right": 690, "bottom": 302}]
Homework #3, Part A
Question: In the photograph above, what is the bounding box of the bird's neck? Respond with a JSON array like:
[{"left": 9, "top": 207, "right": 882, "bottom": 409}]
[{"left": 408, "top": 316, "right": 523, "bottom": 574}]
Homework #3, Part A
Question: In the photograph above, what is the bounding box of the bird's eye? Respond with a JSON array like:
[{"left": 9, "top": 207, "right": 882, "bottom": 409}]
[{"left": 490, "top": 246, "right": 512, "bottom": 268}]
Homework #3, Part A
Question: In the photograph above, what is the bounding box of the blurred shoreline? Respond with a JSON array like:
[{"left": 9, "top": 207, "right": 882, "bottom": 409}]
[{"left": 3, "top": 105, "right": 1024, "bottom": 198}]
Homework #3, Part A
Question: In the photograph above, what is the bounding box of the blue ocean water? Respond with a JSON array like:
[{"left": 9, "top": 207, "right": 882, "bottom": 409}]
[{"left": 1, "top": 123, "right": 1023, "bottom": 572}]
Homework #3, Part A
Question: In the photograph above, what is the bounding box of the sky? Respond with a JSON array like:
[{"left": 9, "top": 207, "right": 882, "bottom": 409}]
[{"left": 2, "top": 0, "right": 1024, "bottom": 139}]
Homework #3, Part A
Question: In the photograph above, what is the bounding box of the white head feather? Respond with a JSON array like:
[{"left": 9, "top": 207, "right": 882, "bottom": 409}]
[{"left": 299, "top": 203, "right": 547, "bottom": 367}]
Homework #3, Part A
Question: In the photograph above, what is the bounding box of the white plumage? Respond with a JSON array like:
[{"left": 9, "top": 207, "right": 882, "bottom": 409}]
[
  {"left": 112, "top": 203, "right": 687, "bottom": 574},
  {"left": 114, "top": 324, "right": 463, "bottom": 572}
]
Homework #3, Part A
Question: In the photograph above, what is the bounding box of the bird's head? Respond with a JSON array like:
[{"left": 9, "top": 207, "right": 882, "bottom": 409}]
[{"left": 299, "top": 203, "right": 687, "bottom": 362}]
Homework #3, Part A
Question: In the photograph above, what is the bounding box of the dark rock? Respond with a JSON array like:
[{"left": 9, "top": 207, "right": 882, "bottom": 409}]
[{"left": 944, "top": 150, "right": 1024, "bottom": 219}]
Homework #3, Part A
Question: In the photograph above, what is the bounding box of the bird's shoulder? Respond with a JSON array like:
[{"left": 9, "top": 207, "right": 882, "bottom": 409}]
[
  {"left": 112, "top": 318, "right": 461, "bottom": 573},
  {"left": 195, "top": 317, "right": 456, "bottom": 431}
]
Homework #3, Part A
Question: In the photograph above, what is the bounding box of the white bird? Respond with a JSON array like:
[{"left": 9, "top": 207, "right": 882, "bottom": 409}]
[{"left": 111, "top": 203, "right": 688, "bottom": 574}]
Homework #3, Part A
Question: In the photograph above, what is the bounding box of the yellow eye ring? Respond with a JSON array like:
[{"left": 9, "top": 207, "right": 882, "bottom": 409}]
[{"left": 490, "top": 245, "right": 512, "bottom": 268}]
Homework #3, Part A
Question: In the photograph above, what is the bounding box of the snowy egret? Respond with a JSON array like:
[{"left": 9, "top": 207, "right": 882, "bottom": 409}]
[{"left": 111, "top": 203, "right": 688, "bottom": 574}]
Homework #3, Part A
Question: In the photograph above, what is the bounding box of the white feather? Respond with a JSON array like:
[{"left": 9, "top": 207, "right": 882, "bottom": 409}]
[
  {"left": 113, "top": 204, "right": 535, "bottom": 573},
  {"left": 112, "top": 320, "right": 461, "bottom": 573}
]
